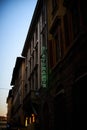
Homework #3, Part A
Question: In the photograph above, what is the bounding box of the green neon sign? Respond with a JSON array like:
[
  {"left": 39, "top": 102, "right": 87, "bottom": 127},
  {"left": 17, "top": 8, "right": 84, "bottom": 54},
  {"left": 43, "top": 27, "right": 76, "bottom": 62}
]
[{"left": 41, "top": 46, "right": 48, "bottom": 88}]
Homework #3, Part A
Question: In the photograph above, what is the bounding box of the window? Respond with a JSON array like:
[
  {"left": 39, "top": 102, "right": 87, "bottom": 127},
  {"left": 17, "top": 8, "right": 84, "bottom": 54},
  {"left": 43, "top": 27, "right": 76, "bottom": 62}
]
[
  {"left": 32, "top": 53, "right": 34, "bottom": 71},
  {"left": 48, "top": 25, "right": 62, "bottom": 69},
  {"left": 63, "top": 13, "right": 73, "bottom": 48},
  {"left": 42, "top": 28, "right": 47, "bottom": 47},
  {"left": 52, "top": 0, "right": 58, "bottom": 15},
  {"left": 52, "top": 0, "right": 57, "bottom": 8},
  {"left": 52, "top": 26, "right": 61, "bottom": 64},
  {"left": 31, "top": 74, "right": 34, "bottom": 90},
  {"left": 35, "top": 26, "right": 38, "bottom": 41},
  {"left": 54, "top": 32, "right": 61, "bottom": 62},
  {"left": 72, "top": 1, "right": 80, "bottom": 37},
  {"left": 25, "top": 84, "right": 28, "bottom": 95},
  {"left": 80, "top": 0, "right": 87, "bottom": 30},
  {"left": 29, "top": 79, "right": 31, "bottom": 91},
  {"left": 48, "top": 40, "right": 54, "bottom": 68},
  {"left": 33, "top": 48, "right": 38, "bottom": 68},
  {"left": 35, "top": 69, "right": 38, "bottom": 90},
  {"left": 42, "top": 5, "right": 46, "bottom": 27},
  {"left": 36, "top": 44, "right": 38, "bottom": 64},
  {"left": 63, "top": 0, "right": 82, "bottom": 48},
  {"left": 25, "top": 60, "right": 28, "bottom": 80},
  {"left": 25, "top": 117, "right": 28, "bottom": 126}
]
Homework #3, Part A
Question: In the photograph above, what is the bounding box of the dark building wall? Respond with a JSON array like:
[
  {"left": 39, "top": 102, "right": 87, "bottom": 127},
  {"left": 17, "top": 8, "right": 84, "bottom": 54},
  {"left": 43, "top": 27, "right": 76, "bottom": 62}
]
[
  {"left": 45, "top": 0, "right": 87, "bottom": 130},
  {"left": 45, "top": 31, "right": 87, "bottom": 130}
]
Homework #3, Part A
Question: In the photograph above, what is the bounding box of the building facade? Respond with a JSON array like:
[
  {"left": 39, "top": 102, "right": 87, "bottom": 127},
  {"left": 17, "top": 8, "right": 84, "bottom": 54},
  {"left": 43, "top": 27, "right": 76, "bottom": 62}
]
[
  {"left": 46, "top": 0, "right": 87, "bottom": 130},
  {"left": 0, "top": 116, "right": 7, "bottom": 130},
  {"left": 9, "top": 57, "right": 25, "bottom": 129},
  {"left": 21, "top": 0, "right": 48, "bottom": 129},
  {"left": 6, "top": 89, "right": 13, "bottom": 128},
  {"left": 7, "top": 0, "right": 87, "bottom": 130}
]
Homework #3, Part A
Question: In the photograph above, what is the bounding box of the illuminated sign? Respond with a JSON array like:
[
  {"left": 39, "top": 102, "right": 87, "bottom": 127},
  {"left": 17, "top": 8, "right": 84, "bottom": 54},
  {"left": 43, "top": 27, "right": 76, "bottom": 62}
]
[{"left": 41, "top": 46, "right": 48, "bottom": 88}]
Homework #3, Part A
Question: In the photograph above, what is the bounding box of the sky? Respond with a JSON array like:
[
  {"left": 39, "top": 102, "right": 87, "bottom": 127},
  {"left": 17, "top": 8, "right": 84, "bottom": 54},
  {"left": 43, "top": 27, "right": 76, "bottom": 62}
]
[{"left": 0, "top": 0, "right": 37, "bottom": 117}]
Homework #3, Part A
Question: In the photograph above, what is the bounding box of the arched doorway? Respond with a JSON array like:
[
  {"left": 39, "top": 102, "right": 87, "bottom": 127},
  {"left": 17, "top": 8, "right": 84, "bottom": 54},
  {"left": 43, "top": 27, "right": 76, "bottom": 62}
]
[
  {"left": 54, "top": 91, "right": 66, "bottom": 130},
  {"left": 73, "top": 75, "right": 87, "bottom": 129},
  {"left": 43, "top": 102, "right": 50, "bottom": 130}
]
